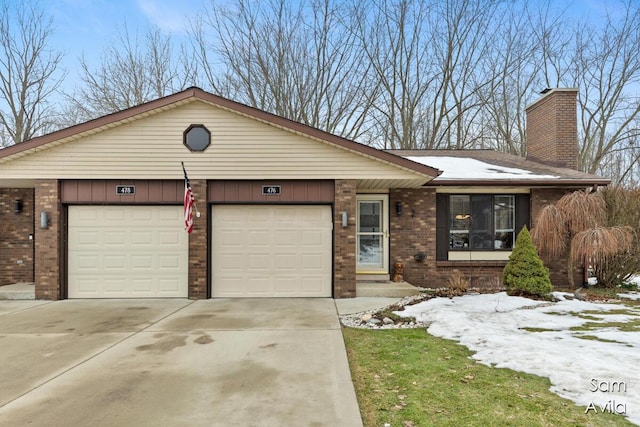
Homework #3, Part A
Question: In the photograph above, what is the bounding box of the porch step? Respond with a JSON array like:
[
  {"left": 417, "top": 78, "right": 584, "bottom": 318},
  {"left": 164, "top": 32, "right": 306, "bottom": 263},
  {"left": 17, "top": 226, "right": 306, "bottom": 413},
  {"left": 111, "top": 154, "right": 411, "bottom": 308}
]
[
  {"left": 356, "top": 274, "right": 391, "bottom": 282},
  {"left": 356, "top": 280, "right": 420, "bottom": 298},
  {"left": 0, "top": 282, "right": 35, "bottom": 300}
]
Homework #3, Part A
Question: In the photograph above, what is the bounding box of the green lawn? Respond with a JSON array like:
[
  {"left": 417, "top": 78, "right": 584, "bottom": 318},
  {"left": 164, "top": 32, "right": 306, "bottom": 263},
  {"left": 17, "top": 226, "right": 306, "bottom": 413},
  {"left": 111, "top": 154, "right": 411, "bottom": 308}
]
[{"left": 342, "top": 327, "right": 634, "bottom": 427}]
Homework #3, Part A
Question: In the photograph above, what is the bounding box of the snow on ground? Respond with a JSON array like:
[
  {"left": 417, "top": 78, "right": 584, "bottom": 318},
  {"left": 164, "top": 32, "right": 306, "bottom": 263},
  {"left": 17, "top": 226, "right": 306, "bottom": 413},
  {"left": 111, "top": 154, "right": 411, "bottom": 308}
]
[{"left": 397, "top": 292, "right": 640, "bottom": 425}]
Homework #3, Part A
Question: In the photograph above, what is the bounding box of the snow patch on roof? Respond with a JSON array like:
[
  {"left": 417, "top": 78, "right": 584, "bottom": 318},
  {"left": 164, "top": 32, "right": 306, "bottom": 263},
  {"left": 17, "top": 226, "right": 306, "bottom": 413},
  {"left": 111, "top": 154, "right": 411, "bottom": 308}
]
[{"left": 405, "top": 156, "right": 559, "bottom": 180}]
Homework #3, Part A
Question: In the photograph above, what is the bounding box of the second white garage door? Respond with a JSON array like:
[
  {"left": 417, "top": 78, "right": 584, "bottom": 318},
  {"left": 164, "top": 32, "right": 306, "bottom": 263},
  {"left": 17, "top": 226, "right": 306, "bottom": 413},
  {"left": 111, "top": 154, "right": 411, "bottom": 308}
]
[
  {"left": 68, "top": 205, "right": 188, "bottom": 298},
  {"left": 212, "top": 205, "right": 332, "bottom": 297}
]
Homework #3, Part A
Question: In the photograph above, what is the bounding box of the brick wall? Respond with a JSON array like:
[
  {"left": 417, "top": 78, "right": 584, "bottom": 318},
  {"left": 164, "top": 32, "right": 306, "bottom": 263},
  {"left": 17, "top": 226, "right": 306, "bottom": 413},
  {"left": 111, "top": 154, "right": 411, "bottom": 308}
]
[
  {"left": 390, "top": 187, "right": 582, "bottom": 292},
  {"left": 188, "top": 179, "right": 208, "bottom": 299},
  {"left": 34, "top": 180, "right": 62, "bottom": 300},
  {"left": 0, "top": 188, "right": 35, "bottom": 285},
  {"left": 526, "top": 89, "right": 578, "bottom": 170},
  {"left": 334, "top": 180, "right": 356, "bottom": 298},
  {"left": 390, "top": 188, "right": 504, "bottom": 290},
  {"left": 389, "top": 188, "right": 437, "bottom": 285}
]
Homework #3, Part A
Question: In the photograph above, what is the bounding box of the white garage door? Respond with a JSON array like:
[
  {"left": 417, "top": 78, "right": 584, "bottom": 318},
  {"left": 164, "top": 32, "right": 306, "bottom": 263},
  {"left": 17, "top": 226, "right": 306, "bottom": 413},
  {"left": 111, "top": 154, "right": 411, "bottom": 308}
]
[
  {"left": 68, "top": 206, "right": 188, "bottom": 298},
  {"left": 212, "top": 205, "right": 332, "bottom": 297}
]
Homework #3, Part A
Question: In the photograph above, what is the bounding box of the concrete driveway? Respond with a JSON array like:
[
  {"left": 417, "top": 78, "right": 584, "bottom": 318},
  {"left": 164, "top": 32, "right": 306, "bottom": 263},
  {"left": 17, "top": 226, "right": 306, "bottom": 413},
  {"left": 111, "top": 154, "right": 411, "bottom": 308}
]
[{"left": 0, "top": 299, "right": 362, "bottom": 426}]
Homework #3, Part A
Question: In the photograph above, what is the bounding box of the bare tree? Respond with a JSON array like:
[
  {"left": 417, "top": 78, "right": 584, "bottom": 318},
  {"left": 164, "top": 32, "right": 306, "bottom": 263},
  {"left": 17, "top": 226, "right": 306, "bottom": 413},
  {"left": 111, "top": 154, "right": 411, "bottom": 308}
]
[
  {"left": 351, "top": 0, "right": 507, "bottom": 149},
  {"left": 570, "top": 2, "right": 640, "bottom": 179},
  {"left": 477, "top": 1, "right": 572, "bottom": 155},
  {"left": 0, "top": 2, "right": 63, "bottom": 146},
  {"left": 191, "top": 0, "right": 374, "bottom": 140},
  {"left": 64, "top": 24, "right": 195, "bottom": 124}
]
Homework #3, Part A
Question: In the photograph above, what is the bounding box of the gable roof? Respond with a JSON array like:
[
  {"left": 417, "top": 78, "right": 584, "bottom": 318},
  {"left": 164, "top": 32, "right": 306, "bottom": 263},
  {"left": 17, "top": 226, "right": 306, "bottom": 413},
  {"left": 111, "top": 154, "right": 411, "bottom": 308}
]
[
  {"left": 390, "top": 149, "right": 610, "bottom": 187},
  {"left": 0, "top": 87, "right": 440, "bottom": 184}
]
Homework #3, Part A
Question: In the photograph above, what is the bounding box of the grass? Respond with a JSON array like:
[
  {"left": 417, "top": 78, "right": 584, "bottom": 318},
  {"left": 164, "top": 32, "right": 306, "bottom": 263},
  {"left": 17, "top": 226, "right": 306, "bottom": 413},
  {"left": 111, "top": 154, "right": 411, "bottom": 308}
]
[
  {"left": 519, "top": 327, "right": 561, "bottom": 333},
  {"left": 575, "top": 334, "right": 632, "bottom": 346},
  {"left": 343, "top": 327, "right": 634, "bottom": 427},
  {"left": 570, "top": 318, "right": 640, "bottom": 333}
]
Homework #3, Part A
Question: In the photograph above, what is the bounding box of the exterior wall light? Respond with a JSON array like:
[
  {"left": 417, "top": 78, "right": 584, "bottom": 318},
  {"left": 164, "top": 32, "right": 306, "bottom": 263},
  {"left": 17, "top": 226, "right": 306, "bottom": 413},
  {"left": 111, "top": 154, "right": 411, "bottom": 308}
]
[
  {"left": 395, "top": 201, "right": 403, "bottom": 216},
  {"left": 341, "top": 211, "right": 348, "bottom": 227},
  {"left": 40, "top": 211, "right": 49, "bottom": 229},
  {"left": 14, "top": 199, "right": 22, "bottom": 214}
]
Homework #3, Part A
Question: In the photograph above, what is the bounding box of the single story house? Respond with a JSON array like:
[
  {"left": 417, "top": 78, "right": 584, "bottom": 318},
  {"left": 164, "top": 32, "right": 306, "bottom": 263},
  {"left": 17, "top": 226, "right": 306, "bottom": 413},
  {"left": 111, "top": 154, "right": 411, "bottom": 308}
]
[{"left": 0, "top": 87, "right": 608, "bottom": 299}]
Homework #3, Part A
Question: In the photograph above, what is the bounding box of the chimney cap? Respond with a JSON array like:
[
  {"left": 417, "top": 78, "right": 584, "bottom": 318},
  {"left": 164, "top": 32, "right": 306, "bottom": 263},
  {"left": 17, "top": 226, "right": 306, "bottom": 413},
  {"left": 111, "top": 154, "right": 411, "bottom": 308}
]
[{"left": 526, "top": 88, "right": 579, "bottom": 111}]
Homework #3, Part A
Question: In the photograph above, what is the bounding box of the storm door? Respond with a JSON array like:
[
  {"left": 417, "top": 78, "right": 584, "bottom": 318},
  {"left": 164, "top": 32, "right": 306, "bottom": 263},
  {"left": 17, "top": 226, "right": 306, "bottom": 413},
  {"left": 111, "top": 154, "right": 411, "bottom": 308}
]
[{"left": 356, "top": 195, "right": 389, "bottom": 274}]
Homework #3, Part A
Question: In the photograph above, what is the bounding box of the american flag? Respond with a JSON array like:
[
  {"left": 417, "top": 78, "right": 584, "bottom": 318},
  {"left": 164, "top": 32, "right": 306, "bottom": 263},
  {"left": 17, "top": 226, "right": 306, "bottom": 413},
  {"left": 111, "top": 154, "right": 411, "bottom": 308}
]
[{"left": 182, "top": 162, "right": 195, "bottom": 234}]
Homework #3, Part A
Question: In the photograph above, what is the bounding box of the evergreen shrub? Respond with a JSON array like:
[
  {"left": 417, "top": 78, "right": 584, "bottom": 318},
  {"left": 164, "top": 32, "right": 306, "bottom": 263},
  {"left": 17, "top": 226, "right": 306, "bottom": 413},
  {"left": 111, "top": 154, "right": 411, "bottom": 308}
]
[{"left": 503, "top": 226, "right": 553, "bottom": 298}]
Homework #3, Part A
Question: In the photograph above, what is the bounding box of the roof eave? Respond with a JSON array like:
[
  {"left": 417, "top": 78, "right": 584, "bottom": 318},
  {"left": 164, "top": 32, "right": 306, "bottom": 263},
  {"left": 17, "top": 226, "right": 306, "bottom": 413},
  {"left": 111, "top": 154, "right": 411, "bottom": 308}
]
[{"left": 425, "top": 178, "right": 611, "bottom": 187}]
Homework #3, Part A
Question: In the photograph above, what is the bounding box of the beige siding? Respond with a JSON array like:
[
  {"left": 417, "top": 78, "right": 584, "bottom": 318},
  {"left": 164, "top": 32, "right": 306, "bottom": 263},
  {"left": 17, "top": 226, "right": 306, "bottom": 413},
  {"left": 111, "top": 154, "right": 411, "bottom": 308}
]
[{"left": 0, "top": 101, "right": 426, "bottom": 185}]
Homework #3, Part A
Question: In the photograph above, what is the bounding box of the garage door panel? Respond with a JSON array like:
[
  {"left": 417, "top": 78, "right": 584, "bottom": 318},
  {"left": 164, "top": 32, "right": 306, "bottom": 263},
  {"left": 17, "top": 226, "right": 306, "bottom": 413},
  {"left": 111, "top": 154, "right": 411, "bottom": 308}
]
[
  {"left": 131, "top": 231, "right": 154, "bottom": 246},
  {"left": 219, "top": 230, "right": 245, "bottom": 246},
  {"left": 212, "top": 205, "right": 332, "bottom": 297},
  {"left": 246, "top": 277, "right": 270, "bottom": 296},
  {"left": 68, "top": 206, "right": 188, "bottom": 298},
  {"left": 274, "top": 254, "right": 297, "bottom": 269},
  {"left": 157, "top": 279, "right": 182, "bottom": 294},
  {"left": 302, "top": 277, "right": 325, "bottom": 294},
  {"left": 248, "top": 254, "right": 270, "bottom": 270},
  {"left": 104, "top": 255, "right": 126, "bottom": 270},
  {"left": 130, "top": 255, "right": 152, "bottom": 270},
  {"left": 274, "top": 277, "right": 298, "bottom": 295},
  {"left": 104, "top": 278, "right": 127, "bottom": 294},
  {"left": 302, "top": 254, "right": 323, "bottom": 270},
  {"left": 158, "top": 230, "right": 182, "bottom": 245},
  {"left": 248, "top": 230, "right": 270, "bottom": 246},
  {"left": 131, "top": 278, "right": 153, "bottom": 293},
  {"left": 72, "top": 230, "right": 102, "bottom": 249},
  {"left": 158, "top": 254, "right": 181, "bottom": 269}
]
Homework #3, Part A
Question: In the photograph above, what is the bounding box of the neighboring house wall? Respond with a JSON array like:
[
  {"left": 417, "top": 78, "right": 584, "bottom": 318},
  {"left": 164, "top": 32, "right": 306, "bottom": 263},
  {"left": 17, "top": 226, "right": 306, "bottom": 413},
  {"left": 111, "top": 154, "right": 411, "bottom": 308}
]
[{"left": 0, "top": 188, "right": 34, "bottom": 285}]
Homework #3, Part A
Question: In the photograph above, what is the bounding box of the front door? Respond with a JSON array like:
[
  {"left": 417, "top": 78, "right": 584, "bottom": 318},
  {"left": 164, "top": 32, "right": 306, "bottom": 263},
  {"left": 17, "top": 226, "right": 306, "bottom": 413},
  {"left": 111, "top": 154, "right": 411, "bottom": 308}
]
[{"left": 356, "top": 195, "right": 389, "bottom": 274}]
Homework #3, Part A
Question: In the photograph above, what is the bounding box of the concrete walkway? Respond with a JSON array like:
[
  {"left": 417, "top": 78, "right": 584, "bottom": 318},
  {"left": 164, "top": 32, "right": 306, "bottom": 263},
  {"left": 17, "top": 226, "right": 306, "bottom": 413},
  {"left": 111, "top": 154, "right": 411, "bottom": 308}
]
[{"left": 0, "top": 298, "right": 365, "bottom": 426}]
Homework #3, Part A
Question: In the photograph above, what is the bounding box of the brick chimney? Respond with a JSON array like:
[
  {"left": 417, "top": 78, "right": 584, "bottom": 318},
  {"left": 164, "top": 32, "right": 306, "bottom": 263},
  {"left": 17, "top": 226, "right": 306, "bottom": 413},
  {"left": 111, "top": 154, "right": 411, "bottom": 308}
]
[{"left": 525, "top": 88, "right": 579, "bottom": 170}]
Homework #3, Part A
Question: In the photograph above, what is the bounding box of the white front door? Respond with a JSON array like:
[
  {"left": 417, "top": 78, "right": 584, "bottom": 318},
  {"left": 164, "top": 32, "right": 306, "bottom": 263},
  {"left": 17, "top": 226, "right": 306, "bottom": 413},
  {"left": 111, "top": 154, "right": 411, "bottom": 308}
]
[{"left": 356, "top": 195, "right": 389, "bottom": 274}]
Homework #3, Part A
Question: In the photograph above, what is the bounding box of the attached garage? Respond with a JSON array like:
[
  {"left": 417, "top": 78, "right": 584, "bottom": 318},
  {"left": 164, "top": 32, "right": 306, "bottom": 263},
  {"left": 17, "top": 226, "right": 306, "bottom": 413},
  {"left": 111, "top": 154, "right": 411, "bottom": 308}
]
[
  {"left": 211, "top": 205, "right": 333, "bottom": 297},
  {"left": 68, "top": 205, "right": 189, "bottom": 298},
  {"left": 0, "top": 87, "right": 441, "bottom": 300}
]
